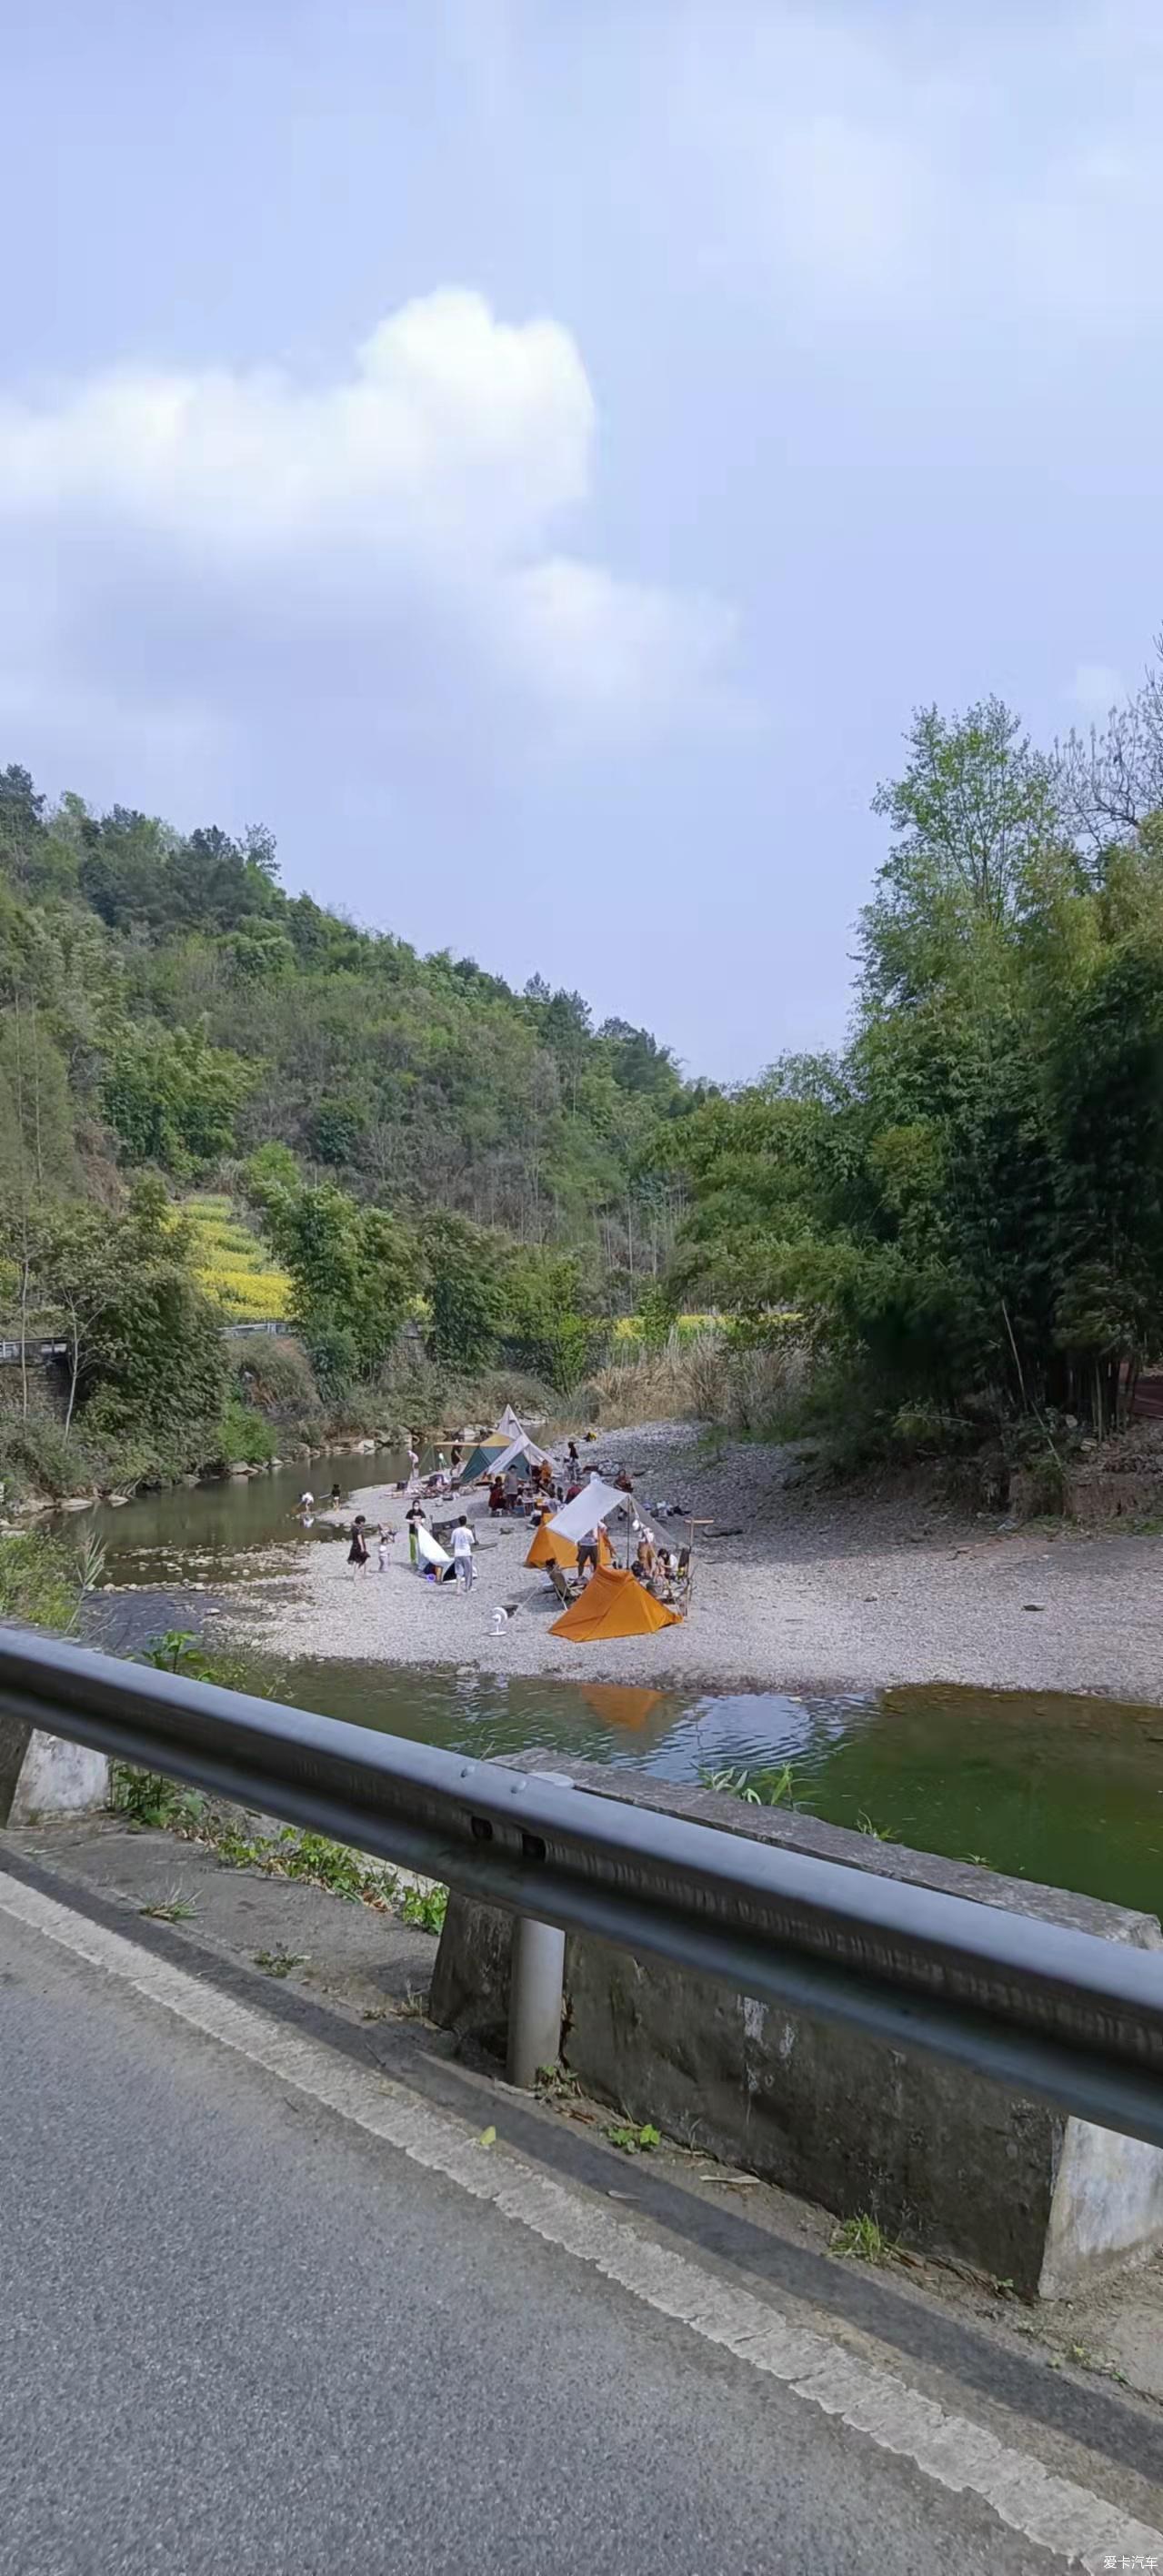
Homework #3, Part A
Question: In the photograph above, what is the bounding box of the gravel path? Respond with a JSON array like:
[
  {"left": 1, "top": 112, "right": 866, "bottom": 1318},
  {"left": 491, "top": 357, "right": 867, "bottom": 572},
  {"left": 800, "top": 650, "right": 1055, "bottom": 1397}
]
[{"left": 218, "top": 1420, "right": 1163, "bottom": 1703}]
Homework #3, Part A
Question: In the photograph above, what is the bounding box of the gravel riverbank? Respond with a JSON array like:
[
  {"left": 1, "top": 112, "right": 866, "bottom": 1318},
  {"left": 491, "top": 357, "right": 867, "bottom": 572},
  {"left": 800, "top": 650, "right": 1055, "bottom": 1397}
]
[{"left": 224, "top": 1420, "right": 1163, "bottom": 1703}]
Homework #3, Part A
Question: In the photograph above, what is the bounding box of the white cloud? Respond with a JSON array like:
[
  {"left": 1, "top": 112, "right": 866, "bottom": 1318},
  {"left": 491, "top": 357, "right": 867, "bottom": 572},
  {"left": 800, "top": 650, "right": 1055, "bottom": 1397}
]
[
  {"left": 0, "top": 288, "right": 735, "bottom": 745},
  {"left": 502, "top": 558, "right": 739, "bottom": 741},
  {"left": 0, "top": 291, "right": 591, "bottom": 564}
]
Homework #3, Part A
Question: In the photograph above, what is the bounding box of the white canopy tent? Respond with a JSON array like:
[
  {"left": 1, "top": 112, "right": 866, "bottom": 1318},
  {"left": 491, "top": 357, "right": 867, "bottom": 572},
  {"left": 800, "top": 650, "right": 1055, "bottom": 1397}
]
[
  {"left": 493, "top": 1404, "right": 528, "bottom": 1444},
  {"left": 547, "top": 1476, "right": 627, "bottom": 1545},
  {"left": 415, "top": 1523, "right": 451, "bottom": 1568}
]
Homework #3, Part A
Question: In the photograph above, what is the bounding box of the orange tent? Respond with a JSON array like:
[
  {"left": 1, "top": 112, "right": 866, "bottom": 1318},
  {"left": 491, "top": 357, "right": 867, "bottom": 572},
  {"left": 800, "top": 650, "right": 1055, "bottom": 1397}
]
[
  {"left": 549, "top": 1565, "right": 682, "bottom": 1642},
  {"left": 525, "top": 1520, "right": 613, "bottom": 1574}
]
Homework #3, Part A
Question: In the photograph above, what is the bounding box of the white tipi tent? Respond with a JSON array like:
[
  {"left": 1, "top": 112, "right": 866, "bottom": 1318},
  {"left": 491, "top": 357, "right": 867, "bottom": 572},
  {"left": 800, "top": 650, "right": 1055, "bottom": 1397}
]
[{"left": 490, "top": 1430, "right": 552, "bottom": 1475}]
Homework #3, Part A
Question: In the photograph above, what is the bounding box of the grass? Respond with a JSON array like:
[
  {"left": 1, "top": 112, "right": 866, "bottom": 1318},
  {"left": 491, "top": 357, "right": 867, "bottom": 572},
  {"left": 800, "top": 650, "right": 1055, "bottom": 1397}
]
[
  {"left": 590, "top": 1323, "right": 807, "bottom": 1437},
  {"left": 394, "top": 1880, "right": 448, "bottom": 1934},
  {"left": 110, "top": 1631, "right": 447, "bottom": 1935},
  {"left": 699, "top": 1762, "right": 798, "bottom": 1808},
  {"left": 607, "top": 2121, "right": 661, "bottom": 2154},
  {"left": 110, "top": 1756, "right": 450, "bottom": 1939},
  {"left": 253, "top": 1947, "right": 306, "bottom": 1977},
  {"left": 536, "top": 2064, "right": 581, "bottom": 2099},
  {"left": 856, "top": 1811, "right": 895, "bottom": 1841},
  {"left": 109, "top": 1762, "right": 208, "bottom": 1833},
  {"left": 830, "top": 2212, "right": 899, "bottom": 2264},
  {"left": 139, "top": 1891, "right": 197, "bottom": 1923},
  {"left": 0, "top": 1528, "right": 92, "bottom": 1631}
]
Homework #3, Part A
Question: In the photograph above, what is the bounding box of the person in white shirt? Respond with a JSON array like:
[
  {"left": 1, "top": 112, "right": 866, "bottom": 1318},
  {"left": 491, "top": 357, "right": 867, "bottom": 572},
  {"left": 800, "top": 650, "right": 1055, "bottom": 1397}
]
[{"left": 451, "top": 1517, "right": 476, "bottom": 1593}]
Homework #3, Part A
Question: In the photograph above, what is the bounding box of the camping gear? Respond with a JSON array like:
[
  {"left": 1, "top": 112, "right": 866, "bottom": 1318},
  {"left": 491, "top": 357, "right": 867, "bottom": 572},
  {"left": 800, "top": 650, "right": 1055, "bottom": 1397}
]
[
  {"left": 489, "top": 1430, "right": 553, "bottom": 1477},
  {"left": 546, "top": 1476, "right": 626, "bottom": 1546},
  {"left": 525, "top": 1520, "right": 613, "bottom": 1574},
  {"left": 526, "top": 1518, "right": 578, "bottom": 1572},
  {"left": 549, "top": 1565, "right": 682, "bottom": 1641},
  {"left": 460, "top": 1437, "right": 507, "bottom": 1483},
  {"left": 460, "top": 1403, "right": 539, "bottom": 1484},
  {"left": 414, "top": 1523, "right": 451, "bottom": 1570}
]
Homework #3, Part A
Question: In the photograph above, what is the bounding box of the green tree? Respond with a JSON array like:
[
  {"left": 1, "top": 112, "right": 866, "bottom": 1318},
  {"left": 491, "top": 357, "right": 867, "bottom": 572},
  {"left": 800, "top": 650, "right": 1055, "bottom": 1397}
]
[
  {"left": 422, "top": 1214, "right": 505, "bottom": 1372},
  {"left": 80, "top": 1181, "right": 228, "bottom": 1457},
  {"left": 30, "top": 1202, "right": 120, "bottom": 1438},
  {"left": 863, "top": 699, "right": 1061, "bottom": 1006},
  {"left": 498, "top": 1246, "right": 594, "bottom": 1393},
  {"left": 260, "top": 1180, "right": 417, "bottom": 1389},
  {"left": 101, "top": 1023, "right": 252, "bottom": 1172}
]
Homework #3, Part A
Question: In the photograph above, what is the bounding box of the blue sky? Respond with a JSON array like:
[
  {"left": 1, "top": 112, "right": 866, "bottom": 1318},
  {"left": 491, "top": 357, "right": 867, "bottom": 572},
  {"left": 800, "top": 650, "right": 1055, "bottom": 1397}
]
[{"left": 4, "top": 0, "right": 1162, "bottom": 1078}]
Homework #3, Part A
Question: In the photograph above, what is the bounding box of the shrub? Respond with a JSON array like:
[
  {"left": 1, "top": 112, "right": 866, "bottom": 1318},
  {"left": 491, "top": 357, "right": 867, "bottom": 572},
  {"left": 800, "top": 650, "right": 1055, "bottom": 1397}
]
[
  {"left": 206, "top": 1399, "right": 276, "bottom": 1470},
  {"left": 0, "top": 1530, "right": 83, "bottom": 1629},
  {"left": 236, "top": 1338, "right": 320, "bottom": 1424},
  {"left": 0, "top": 1417, "right": 78, "bottom": 1500}
]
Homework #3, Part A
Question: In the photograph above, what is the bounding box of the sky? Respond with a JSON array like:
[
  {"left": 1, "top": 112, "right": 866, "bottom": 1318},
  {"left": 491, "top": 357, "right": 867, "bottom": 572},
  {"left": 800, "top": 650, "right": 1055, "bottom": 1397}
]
[{"left": 3, "top": 0, "right": 1163, "bottom": 1081}]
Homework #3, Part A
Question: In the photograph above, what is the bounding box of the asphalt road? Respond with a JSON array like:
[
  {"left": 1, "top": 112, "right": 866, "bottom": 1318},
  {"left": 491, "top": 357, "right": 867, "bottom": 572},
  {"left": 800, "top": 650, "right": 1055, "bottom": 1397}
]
[{"left": 0, "top": 1896, "right": 1145, "bottom": 2575}]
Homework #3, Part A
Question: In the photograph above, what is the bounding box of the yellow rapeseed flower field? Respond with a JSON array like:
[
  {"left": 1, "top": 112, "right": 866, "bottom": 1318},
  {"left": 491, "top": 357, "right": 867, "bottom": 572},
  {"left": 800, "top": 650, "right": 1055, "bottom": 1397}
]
[{"left": 175, "top": 1195, "right": 292, "bottom": 1323}]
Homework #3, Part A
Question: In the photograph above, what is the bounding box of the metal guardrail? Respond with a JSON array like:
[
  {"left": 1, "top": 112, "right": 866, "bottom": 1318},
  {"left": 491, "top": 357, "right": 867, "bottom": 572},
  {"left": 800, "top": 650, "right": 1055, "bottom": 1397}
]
[{"left": 3, "top": 1629, "right": 1163, "bottom": 2136}]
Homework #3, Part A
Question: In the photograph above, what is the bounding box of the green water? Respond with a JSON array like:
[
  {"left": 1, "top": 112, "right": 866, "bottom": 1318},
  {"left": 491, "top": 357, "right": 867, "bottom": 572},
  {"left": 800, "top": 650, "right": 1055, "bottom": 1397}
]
[{"left": 85, "top": 1466, "right": 1163, "bottom": 1924}]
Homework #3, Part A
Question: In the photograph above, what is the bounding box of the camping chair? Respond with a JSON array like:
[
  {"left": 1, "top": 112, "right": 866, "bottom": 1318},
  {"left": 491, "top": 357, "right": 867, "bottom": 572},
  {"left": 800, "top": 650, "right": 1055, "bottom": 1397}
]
[{"left": 546, "top": 1561, "right": 578, "bottom": 1609}]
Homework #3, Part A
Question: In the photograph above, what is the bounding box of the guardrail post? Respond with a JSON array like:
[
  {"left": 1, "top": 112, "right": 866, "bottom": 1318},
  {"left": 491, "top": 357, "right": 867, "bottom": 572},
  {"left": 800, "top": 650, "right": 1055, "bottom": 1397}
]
[
  {"left": 506, "top": 1915, "right": 566, "bottom": 2088},
  {"left": 506, "top": 1768, "right": 571, "bottom": 2088}
]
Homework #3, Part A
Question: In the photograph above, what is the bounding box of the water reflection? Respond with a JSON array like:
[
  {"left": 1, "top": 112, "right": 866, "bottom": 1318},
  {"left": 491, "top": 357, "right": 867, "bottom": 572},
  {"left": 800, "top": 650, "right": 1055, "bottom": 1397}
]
[{"left": 284, "top": 1662, "right": 1163, "bottom": 1921}]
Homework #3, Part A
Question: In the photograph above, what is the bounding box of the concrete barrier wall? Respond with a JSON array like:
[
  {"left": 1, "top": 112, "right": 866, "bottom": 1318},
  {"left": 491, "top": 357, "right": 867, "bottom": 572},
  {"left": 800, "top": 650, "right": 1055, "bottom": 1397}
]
[
  {"left": 0, "top": 1714, "right": 109, "bottom": 1827},
  {"left": 429, "top": 1753, "right": 1163, "bottom": 2299}
]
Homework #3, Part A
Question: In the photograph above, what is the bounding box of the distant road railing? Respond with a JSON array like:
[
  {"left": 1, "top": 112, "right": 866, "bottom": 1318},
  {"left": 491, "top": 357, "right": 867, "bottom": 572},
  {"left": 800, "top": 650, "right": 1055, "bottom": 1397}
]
[
  {"left": 2, "top": 1629, "right": 1163, "bottom": 2134},
  {"left": 0, "top": 1324, "right": 288, "bottom": 1363}
]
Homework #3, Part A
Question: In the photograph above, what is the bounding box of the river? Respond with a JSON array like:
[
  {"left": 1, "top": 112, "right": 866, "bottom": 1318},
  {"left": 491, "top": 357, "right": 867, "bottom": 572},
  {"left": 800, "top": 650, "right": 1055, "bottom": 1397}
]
[{"left": 78, "top": 1457, "right": 1163, "bottom": 1922}]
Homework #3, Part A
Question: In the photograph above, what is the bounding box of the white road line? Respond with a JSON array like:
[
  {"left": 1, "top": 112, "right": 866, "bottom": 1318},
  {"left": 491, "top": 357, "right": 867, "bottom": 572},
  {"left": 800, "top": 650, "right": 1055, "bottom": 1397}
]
[{"left": 2, "top": 1866, "right": 1158, "bottom": 2572}]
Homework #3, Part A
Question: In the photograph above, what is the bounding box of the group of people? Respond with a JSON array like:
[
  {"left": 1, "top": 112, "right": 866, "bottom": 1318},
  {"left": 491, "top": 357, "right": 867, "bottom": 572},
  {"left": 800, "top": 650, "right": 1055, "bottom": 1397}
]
[
  {"left": 403, "top": 1434, "right": 465, "bottom": 1499},
  {"left": 398, "top": 1495, "right": 477, "bottom": 1591},
  {"left": 487, "top": 1454, "right": 556, "bottom": 1516},
  {"left": 302, "top": 1417, "right": 669, "bottom": 1611},
  {"left": 345, "top": 1514, "right": 395, "bottom": 1573},
  {"left": 632, "top": 1528, "right": 682, "bottom": 1604},
  {"left": 484, "top": 1442, "right": 636, "bottom": 1523}
]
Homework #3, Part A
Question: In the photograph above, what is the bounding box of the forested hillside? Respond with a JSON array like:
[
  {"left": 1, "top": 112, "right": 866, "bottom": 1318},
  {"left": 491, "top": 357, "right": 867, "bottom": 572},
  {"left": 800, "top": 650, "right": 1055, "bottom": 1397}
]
[
  {"left": 0, "top": 766, "right": 694, "bottom": 1255},
  {"left": 8, "top": 641, "right": 1163, "bottom": 1507},
  {"left": 0, "top": 761, "right": 701, "bottom": 1494}
]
